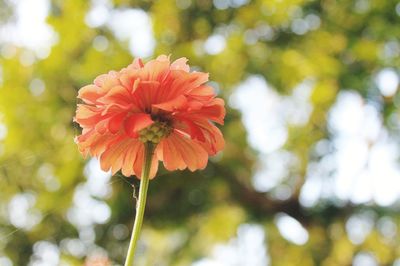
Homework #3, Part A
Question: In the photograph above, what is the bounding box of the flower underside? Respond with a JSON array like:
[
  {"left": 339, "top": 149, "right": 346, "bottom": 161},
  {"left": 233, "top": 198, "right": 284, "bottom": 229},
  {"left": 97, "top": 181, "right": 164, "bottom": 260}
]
[
  {"left": 138, "top": 121, "right": 172, "bottom": 144},
  {"left": 75, "top": 55, "right": 225, "bottom": 178}
]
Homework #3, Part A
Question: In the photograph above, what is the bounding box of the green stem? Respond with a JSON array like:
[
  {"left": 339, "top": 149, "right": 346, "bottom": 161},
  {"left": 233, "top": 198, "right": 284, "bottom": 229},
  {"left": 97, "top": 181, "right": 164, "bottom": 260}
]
[{"left": 124, "top": 142, "right": 155, "bottom": 266}]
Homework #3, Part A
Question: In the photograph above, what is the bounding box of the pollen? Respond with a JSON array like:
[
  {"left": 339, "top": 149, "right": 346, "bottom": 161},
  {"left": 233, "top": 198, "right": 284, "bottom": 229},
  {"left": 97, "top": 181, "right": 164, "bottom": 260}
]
[{"left": 139, "top": 121, "right": 172, "bottom": 143}]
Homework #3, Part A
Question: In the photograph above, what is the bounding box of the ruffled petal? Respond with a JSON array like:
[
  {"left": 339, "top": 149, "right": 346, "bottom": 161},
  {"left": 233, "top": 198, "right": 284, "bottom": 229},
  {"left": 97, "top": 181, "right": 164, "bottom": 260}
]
[
  {"left": 124, "top": 113, "right": 154, "bottom": 137},
  {"left": 99, "top": 137, "right": 131, "bottom": 174},
  {"left": 98, "top": 85, "right": 134, "bottom": 106},
  {"left": 172, "top": 116, "right": 224, "bottom": 155},
  {"left": 161, "top": 131, "right": 208, "bottom": 171},
  {"left": 158, "top": 135, "right": 186, "bottom": 171},
  {"left": 132, "top": 80, "right": 161, "bottom": 110},
  {"left": 188, "top": 85, "right": 215, "bottom": 97},
  {"left": 152, "top": 95, "right": 187, "bottom": 112},
  {"left": 78, "top": 85, "right": 103, "bottom": 104},
  {"left": 121, "top": 140, "right": 143, "bottom": 176},
  {"left": 173, "top": 118, "right": 205, "bottom": 142},
  {"left": 142, "top": 57, "right": 170, "bottom": 83},
  {"left": 74, "top": 104, "right": 103, "bottom": 127},
  {"left": 132, "top": 58, "right": 144, "bottom": 68},
  {"left": 132, "top": 144, "right": 159, "bottom": 179},
  {"left": 197, "top": 98, "right": 225, "bottom": 124},
  {"left": 171, "top": 57, "right": 190, "bottom": 72},
  {"left": 108, "top": 112, "right": 127, "bottom": 134},
  {"left": 94, "top": 71, "right": 120, "bottom": 89}
]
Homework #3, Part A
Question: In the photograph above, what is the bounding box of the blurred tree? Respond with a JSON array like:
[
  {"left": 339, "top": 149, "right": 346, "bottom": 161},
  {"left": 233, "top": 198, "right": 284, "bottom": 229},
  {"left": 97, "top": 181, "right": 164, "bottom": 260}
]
[{"left": 0, "top": 0, "right": 400, "bottom": 265}]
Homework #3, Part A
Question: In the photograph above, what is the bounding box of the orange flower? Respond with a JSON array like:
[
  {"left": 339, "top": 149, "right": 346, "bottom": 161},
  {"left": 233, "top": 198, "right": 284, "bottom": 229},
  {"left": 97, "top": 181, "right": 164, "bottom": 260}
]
[
  {"left": 84, "top": 255, "right": 111, "bottom": 266},
  {"left": 74, "top": 55, "right": 225, "bottom": 178}
]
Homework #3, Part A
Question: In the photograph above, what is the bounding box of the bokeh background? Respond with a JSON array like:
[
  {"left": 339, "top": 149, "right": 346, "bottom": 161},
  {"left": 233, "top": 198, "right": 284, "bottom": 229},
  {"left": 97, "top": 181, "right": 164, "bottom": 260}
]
[{"left": 0, "top": 0, "right": 400, "bottom": 265}]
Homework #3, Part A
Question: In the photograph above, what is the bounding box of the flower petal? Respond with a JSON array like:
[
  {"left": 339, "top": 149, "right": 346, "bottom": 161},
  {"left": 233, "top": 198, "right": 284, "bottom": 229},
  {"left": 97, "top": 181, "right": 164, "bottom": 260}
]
[
  {"left": 173, "top": 118, "right": 206, "bottom": 142},
  {"left": 159, "top": 136, "right": 186, "bottom": 171},
  {"left": 75, "top": 104, "right": 103, "bottom": 127},
  {"left": 162, "top": 131, "right": 208, "bottom": 171},
  {"left": 108, "top": 112, "right": 127, "bottom": 134},
  {"left": 124, "top": 113, "right": 154, "bottom": 137},
  {"left": 132, "top": 145, "right": 159, "bottom": 179},
  {"left": 98, "top": 85, "right": 133, "bottom": 106},
  {"left": 78, "top": 85, "right": 103, "bottom": 104},
  {"left": 171, "top": 57, "right": 190, "bottom": 72},
  {"left": 152, "top": 95, "right": 187, "bottom": 112},
  {"left": 121, "top": 140, "right": 142, "bottom": 176},
  {"left": 100, "top": 137, "right": 132, "bottom": 174}
]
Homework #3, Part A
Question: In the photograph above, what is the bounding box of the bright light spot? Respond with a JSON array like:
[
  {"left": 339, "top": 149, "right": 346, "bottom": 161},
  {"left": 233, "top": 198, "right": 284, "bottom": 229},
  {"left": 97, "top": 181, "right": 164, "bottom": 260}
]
[
  {"left": 354, "top": 0, "right": 370, "bottom": 13},
  {"left": 345, "top": 212, "right": 374, "bottom": 244},
  {"left": 396, "top": 3, "right": 400, "bottom": 16},
  {"left": 300, "top": 152, "right": 336, "bottom": 208},
  {"left": 253, "top": 151, "right": 298, "bottom": 192},
  {"left": 204, "top": 34, "right": 226, "bottom": 55},
  {"left": 93, "top": 35, "right": 109, "bottom": 52},
  {"left": 79, "top": 227, "right": 96, "bottom": 244},
  {"left": 305, "top": 14, "right": 321, "bottom": 30},
  {"left": 92, "top": 202, "right": 111, "bottom": 224},
  {"left": 254, "top": 24, "right": 275, "bottom": 41},
  {"left": 8, "top": 193, "right": 42, "bottom": 230},
  {"left": 213, "top": 0, "right": 230, "bottom": 10},
  {"left": 176, "top": 0, "right": 192, "bottom": 9},
  {"left": 381, "top": 41, "right": 400, "bottom": 59},
  {"left": 84, "top": 158, "right": 112, "bottom": 198},
  {"left": 85, "top": 0, "right": 112, "bottom": 28},
  {"left": 283, "top": 81, "right": 313, "bottom": 126},
  {"left": 37, "top": 163, "right": 61, "bottom": 192},
  {"left": 0, "top": 65, "right": 3, "bottom": 86},
  {"left": 30, "top": 241, "right": 60, "bottom": 266},
  {"left": 193, "top": 224, "right": 269, "bottom": 266},
  {"left": 60, "top": 238, "right": 86, "bottom": 258},
  {"left": 271, "top": 184, "right": 292, "bottom": 201},
  {"left": 369, "top": 140, "right": 400, "bottom": 206},
  {"left": 0, "top": 257, "right": 12, "bottom": 266},
  {"left": 0, "top": 0, "right": 58, "bottom": 57},
  {"left": 231, "top": 77, "right": 313, "bottom": 192},
  {"left": 231, "top": 77, "right": 313, "bottom": 154},
  {"left": 112, "top": 224, "right": 129, "bottom": 240},
  {"left": 107, "top": 9, "right": 155, "bottom": 57},
  {"left": 299, "top": 169, "right": 323, "bottom": 207},
  {"left": 230, "top": 76, "right": 287, "bottom": 153},
  {"left": 213, "top": 0, "right": 248, "bottom": 9},
  {"left": 329, "top": 92, "right": 369, "bottom": 137},
  {"left": 329, "top": 92, "right": 374, "bottom": 203},
  {"left": 231, "top": 0, "right": 249, "bottom": 8},
  {"left": 376, "top": 216, "right": 397, "bottom": 239},
  {"left": 67, "top": 184, "right": 111, "bottom": 228},
  {"left": 244, "top": 29, "right": 258, "bottom": 45},
  {"left": 291, "top": 18, "right": 308, "bottom": 35},
  {"left": 375, "top": 68, "right": 399, "bottom": 97},
  {"left": 0, "top": 123, "right": 7, "bottom": 140},
  {"left": 29, "top": 78, "right": 45, "bottom": 97},
  {"left": 0, "top": 44, "right": 17, "bottom": 59},
  {"left": 304, "top": 91, "right": 400, "bottom": 207},
  {"left": 353, "top": 252, "right": 378, "bottom": 266},
  {"left": 275, "top": 213, "right": 308, "bottom": 245},
  {"left": 67, "top": 159, "right": 112, "bottom": 242},
  {"left": 19, "top": 51, "right": 36, "bottom": 66}
]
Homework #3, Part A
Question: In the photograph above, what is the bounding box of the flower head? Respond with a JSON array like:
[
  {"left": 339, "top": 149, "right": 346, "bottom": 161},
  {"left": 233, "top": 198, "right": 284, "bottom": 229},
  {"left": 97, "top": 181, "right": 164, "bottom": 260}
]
[{"left": 74, "top": 55, "right": 225, "bottom": 178}]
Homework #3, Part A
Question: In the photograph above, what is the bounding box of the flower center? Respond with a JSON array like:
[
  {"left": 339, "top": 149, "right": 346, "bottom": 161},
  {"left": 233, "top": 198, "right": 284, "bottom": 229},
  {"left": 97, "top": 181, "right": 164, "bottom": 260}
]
[{"left": 138, "top": 121, "right": 172, "bottom": 143}]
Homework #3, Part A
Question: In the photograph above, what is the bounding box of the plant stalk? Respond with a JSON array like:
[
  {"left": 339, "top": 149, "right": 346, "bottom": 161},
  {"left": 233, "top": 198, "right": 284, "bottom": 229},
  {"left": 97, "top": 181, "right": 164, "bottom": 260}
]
[{"left": 124, "top": 142, "right": 154, "bottom": 266}]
